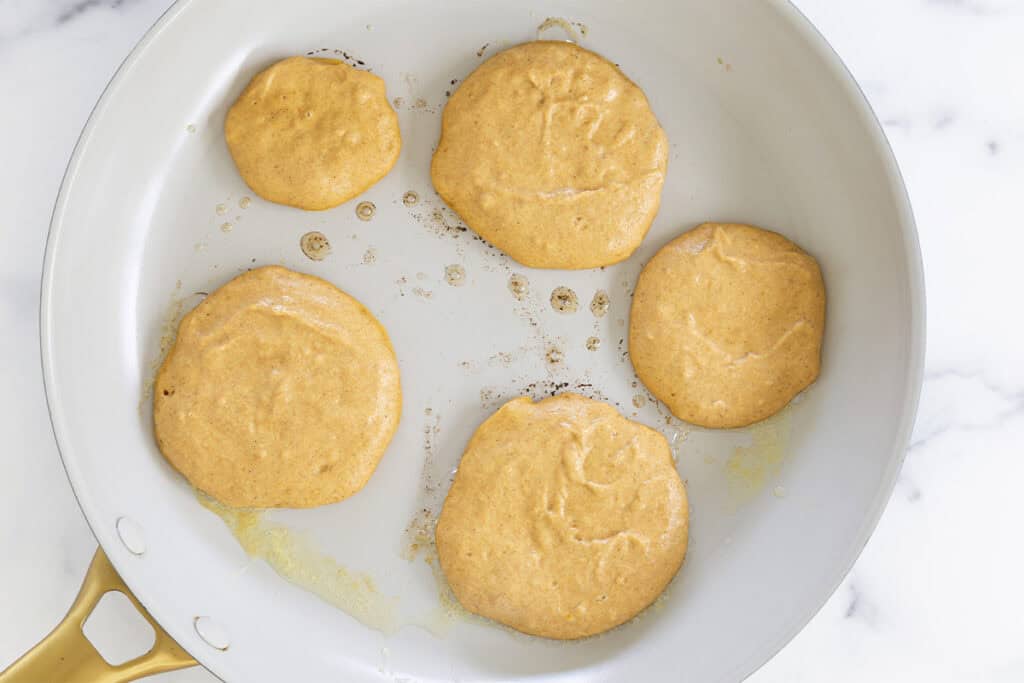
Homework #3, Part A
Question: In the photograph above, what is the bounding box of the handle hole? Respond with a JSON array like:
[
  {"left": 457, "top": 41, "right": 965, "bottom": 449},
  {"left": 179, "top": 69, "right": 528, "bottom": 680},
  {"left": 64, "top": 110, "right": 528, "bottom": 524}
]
[{"left": 82, "top": 591, "right": 156, "bottom": 665}]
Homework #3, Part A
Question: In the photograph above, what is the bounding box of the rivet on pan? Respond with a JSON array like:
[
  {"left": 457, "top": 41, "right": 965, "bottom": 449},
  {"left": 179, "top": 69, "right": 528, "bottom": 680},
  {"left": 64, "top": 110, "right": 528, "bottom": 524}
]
[
  {"left": 194, "top": 616, "right": 230, "bottom": 651},
  {"left": 115, "top": 516, "right": 147, "bottom": 556}
]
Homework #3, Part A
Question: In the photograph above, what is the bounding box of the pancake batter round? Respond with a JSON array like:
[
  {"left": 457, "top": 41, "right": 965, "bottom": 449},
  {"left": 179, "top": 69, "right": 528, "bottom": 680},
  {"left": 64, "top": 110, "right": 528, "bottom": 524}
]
[
  {"left": 225, "top": 56, "right": 401, "bottom": 211},
  {"left": 431, "top": 41, "right": 668, "bottom": 269},
  {"left": 629, "top": 223, "right": 826, "bottom": 429},
  {"left": 435, "top": 394, "right": 688, "bottom": 639},
  {"left": 153, "top": 266, "right": 401, "bottom": 508}
]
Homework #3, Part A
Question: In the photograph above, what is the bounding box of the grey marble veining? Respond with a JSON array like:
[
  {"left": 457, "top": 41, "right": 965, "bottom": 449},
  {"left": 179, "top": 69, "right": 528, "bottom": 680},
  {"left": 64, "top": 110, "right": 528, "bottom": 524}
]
[{"left": 1, "top": 1, "right": 1022, "bottom": 681}]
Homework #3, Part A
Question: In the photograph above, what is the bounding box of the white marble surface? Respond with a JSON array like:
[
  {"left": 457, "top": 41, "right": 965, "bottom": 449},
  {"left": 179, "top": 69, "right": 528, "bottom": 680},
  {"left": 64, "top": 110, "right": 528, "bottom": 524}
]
[{"left": 1, "top": 1, "right": 1022, "bottom": 681}]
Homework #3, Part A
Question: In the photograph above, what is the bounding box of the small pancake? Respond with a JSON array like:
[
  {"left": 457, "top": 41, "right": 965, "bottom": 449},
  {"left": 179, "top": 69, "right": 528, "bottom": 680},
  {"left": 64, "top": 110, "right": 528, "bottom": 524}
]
[
  {"left": 436, "top": 394, "right": 688, "bottom": 639},
  {"left": 629, "top": 223, "right": 826, "bottom": 429},
  {"left": 154, "top": 266, "right": 401, "bottom": 508},
  {"left": 431, "top": 41, "right": 668, "bottom": 269},
  {"left": 225, "top": 57, "right": 400, "bottom": 210}
]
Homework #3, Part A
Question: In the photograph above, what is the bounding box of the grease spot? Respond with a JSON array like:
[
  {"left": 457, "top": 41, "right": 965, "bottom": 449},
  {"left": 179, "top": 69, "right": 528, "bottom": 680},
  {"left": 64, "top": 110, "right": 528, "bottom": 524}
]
[
  {"left": 590, "top": 290, "right": 610, "bottom": 317},
  {"left": 550, "top": 286, "right": 579, "bottom": 314},
  {"left": 300, "top": 231, "right": 331, "bottom": 261},
  {"left": 444, "top": 264, "right": 466, "bottom": 286},
  {"left": 586, "top": 336, "right": 601, "bottom": 351},
  {"left": 508, "top": 274, "right": 529, "bottom": 300},
  {"left": 356, "top": 201, "right": 376, "bottom": 221},
  {"left": 403, "top": 191, "right": 419, "bottom": 207}
]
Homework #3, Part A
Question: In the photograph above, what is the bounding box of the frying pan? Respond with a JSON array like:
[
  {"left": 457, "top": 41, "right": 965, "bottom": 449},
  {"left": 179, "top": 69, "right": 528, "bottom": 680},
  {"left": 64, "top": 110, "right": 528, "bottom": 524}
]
[{"left": 8, "top": 0, "right": 924, "bottom": 680}]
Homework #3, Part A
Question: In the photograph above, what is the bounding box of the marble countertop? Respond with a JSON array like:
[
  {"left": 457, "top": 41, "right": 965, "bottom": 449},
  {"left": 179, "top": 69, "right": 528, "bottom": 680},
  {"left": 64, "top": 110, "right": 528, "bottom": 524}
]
[{"left": 2, "top": 1, "right": 1021, "bottom": 681}]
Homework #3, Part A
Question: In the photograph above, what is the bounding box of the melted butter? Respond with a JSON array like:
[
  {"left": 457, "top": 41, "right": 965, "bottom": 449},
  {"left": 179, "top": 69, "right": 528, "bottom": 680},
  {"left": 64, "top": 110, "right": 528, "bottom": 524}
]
[
  {"left": 589, "top": 290, "right": 610, "bottom": 317},
  {"left": 508, "top": 273, "right": 529, "bottom": 300},
  {"left": 401, "top": 510, "right": 466, "bottom": 634},
  {"left": 299, "top": 231, "right": 331, "bottom": 260},
  {"left": 725, "top": 408, "right": 792, "bottom": 505},
  {"left": 356, "top": 201, "right": 376, "bottom": 221},
  {"left": 198, "top": 494, "right": 400, "bottom": 634},
  {"left": 139, "top": 282, "right": 195, "bottom": 415},
  {"left": 444, "top": 264, "right": 466, "bottom": 286},
  {"left": 550, "top": 286, "right": 579, "bottom": 313}
]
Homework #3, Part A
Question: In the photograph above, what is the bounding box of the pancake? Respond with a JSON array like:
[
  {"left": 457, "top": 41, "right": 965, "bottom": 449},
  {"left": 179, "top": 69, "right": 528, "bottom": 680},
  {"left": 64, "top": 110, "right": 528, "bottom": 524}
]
[
  {"left": 225, "top": 56, "right": 400, "bottom": 211},
  {"left": 435, "top": 393, "right": 688, "bottom": 639},
  {"left": 629, "top": 223, "right": 826, "bottom": 428},
  {"left": 431, "top": 41, "right": 668, "bottom": 269},
  {"left": 153, "top": 266, "right": 401, "bottom": 508}
]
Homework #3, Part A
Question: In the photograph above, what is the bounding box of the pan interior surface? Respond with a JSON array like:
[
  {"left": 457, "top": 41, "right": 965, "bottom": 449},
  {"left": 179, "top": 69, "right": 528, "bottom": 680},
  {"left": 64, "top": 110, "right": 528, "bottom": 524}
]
[{"left": 41, "top": 0, "right": 923, "bottom": 681}]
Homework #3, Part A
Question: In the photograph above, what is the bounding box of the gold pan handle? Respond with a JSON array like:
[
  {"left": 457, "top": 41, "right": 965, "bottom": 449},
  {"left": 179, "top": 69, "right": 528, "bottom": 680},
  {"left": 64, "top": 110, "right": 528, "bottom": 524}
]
[{"left": 0, "top": 547, "right": 197, "bottom": 683}]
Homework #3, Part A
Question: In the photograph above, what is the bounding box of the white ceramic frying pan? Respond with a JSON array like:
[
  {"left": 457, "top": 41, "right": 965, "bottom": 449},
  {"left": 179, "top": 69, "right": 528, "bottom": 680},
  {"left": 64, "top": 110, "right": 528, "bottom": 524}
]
[{"left": 19, "top": 0, "right": 925, "bottom": 680}]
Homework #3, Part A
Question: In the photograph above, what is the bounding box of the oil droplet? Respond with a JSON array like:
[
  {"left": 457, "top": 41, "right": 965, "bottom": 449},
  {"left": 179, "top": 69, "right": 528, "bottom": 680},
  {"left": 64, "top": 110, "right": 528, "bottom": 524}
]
[
  {"left": 239, "top": 196, "right": 251, "bottom": 209},
  {"left": 445, "top": 264, "right": 466, "bottom": 286},
  {"left": 590, "top": 290, "right": 610, "bottom": 317},
  {"left": 186, "top": 124, "right": 196, "bottom": 134},
  {"left": 362, "top": 247, "right": 377, "bottom": 264},
  {"left": 550, "top": 286, "right": 579, "bottom": 314},
  {"left": 402, "top": 191, "right": 419, "bottom": 207},
  {"left": 215, "top": 203, "right": 227, "bottom": 216},
  {"left": 586, "top": 336, "right": 601, "bottom": 351},
  {"left": 508, "top": 274, "right": 529, "bottom": 300},
  {"left": 632, "top": 394, "right": 647, "bottom": 408},
  {"left": 356, "top": 201, "right": 376, "bottom": 221},
  {"left": 220, "top": 222, "right": 233, "bottom": 233},
  {"left": 300, "top": 231, "right": 331, "bottom": 261},
  {"left": 546, "top": 347, "right": 564, "bottom": 365}
]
